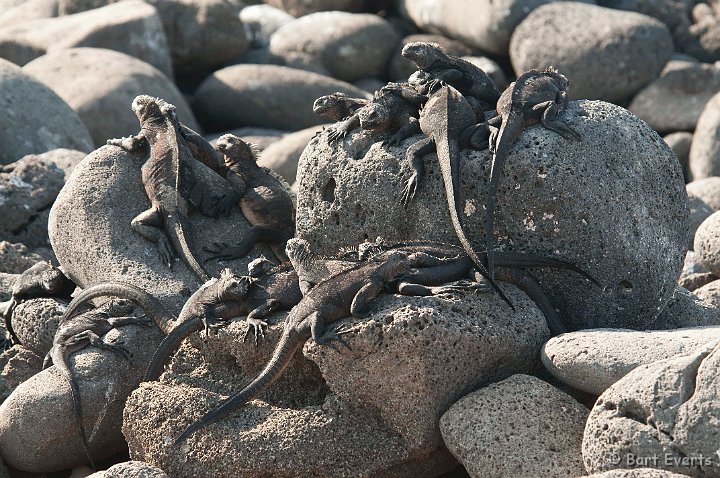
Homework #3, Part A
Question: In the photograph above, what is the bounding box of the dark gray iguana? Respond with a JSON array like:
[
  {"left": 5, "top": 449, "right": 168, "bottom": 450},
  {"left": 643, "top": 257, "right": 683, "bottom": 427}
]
[
  {"left": 0, "top": 262, "right": 75, "bottom": 349},
  {"left": 401, "top": 84, "right": 514, "bottom": 308},
  {"left": 107, "top": 95, "right": 231, "bottom": 283},
  {"left": 484, "top": 68, "right": 581, "bottom": 279},
  {"left": 312, "top": 92, "right": 369, "bottom": 122},
  {"left": 203, "top": 134, "right": 295, "bottom": 263}
]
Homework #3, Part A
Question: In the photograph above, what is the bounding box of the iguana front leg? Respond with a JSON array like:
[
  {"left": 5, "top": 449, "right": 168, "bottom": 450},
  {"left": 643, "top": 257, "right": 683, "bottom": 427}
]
[
  {"left": 107, "top": 133, "right": 148, "bottom": 152},
  {"left": 131, "top": 207, "right": 174, "bottom": 268},
  {"left": 350, "top": 279, "right": 386, "bottom": 318},
  {"left": 244, "top": 299, "right": 282, "bottom": 345},
  {"left": 327, "top": 115, "right": 360, "bottom": 143},
  {"left": 402, "top": 136, "right": 435, "bottom": 207}
]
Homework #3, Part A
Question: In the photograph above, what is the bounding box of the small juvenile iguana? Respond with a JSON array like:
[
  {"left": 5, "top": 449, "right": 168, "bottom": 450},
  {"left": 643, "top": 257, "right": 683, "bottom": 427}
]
[
  {"left": 402, "top": 42, "right": 500, "bottom": 118},
  {"left": 43, "top": 298, "right": 152, "bottom": 470},
  {"left": 107, "top": 95, "right": 224, "bottom": 283},
  {"left": 401, "top": 84, "right": 514, "bottom": 308},
  {"left": 203, "top": 134, "right": 295, "bottom": 263},
  {"left": 484, "top": 68, "right": 581, "bottom": 278},
  {"left": 312, "top": 93, "right": 369, "bottom": 122},
  {"left": 173, "top": 249, "right": 466, "bottom": 443},
  {"left": 0, "top": 262, "right": 75, "bottom": 349}
]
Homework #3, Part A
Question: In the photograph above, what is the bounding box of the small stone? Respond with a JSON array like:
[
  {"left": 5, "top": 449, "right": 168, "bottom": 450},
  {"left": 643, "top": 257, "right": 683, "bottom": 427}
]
[
  {"left": 388, "top": 33, "right": 472, "bottom": 82},
  {"left": 693, "top": 210, "right": 720, "bottom": 275},
  {"left": 0, "top": 242, "right": 47, "bottom": 274},
  {"left": 269, "top": 11, "right": 399, "bottom": 82},
  {"left": 510, "top": 3, "right": 673, "bottom": 102},
  {"left": 687, "top": 195, "right": 713, "bottom": 250},
  {"left": 0, "top": 346, "right": 43, "bottom": 404},
  {"left": 663, "top": 131, "right": 692, "bottom": 182},
  {"left": 0, "top": 58, "right": 93, "bottom": 165},
  {"left": 689, "top": 90, "right": 720, "bottom": 179},
  {"left": 86, "top": 461, "right": 169, "bottom": 478},
  {"left": 440, "top": 374, "right": 588, "bottom": 478},
  {"left": 193, "top": 64, "right": 369, "bottom": 132},
  {"left": 687, "top": 176, "right": 720, "bottom": 210},
  {"left": 680, "top": 271, "right": 718, "bottom": 291},
  {"left": 257, "top": 125, "right": 322, "bottom": 184},
  {"left": 240, "top": 4, "right": 295, "bottom": 48},
  {"left": 264, "top": 0, "right": 390, "bottom": 16},
  {"left": 693, "top": 278, "right": 720, "bottom": 307}
]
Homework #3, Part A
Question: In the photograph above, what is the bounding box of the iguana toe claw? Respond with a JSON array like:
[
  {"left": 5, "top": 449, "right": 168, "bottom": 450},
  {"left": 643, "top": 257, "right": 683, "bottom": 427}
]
[{"left": 243, "top": 318, "right": 267, "bottom": 347}]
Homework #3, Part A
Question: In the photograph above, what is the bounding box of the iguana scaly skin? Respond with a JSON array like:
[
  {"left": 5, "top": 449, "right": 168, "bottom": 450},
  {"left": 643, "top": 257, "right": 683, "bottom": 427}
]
[
  {"left": 174, "top": 249, "right": 464, "bottom": 443},
  {"left": 43, "top": 298, "right": 153, "bottom": 470},
  {"left": 402, "top": 42, "right": 500, "bottom": 118},
  {"left": 401, "top": 85, "right": 514, "bottom": 308},
  {"left": 107, "top": 95, "right": 218, "bottom": 283},
  {"left": 0, "top": 262, "right": 75, "bottom": 349},
  {"left": 485, "top": 68, "right": 581, "bottom": 278},
  {"left": 312, "top": 93, "right": 369, "bottom": 122},
  {"left": 203, "top": 134, "right": 295, "bottom": 263}
]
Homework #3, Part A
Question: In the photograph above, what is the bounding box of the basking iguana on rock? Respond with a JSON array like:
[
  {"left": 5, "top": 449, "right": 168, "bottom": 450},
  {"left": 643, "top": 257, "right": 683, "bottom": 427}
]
[
  {"left": 402, "top": 41, "right": 500, "bottom": 118},
  {"left": 173, "top": 248, "right": 470, "bottom": 444},
  {"left": 0, "top": 262, "right": 75, "bottom": 349},
  {"left": 326, "top": 83, "right": 426, "bottom": 144},
  {"left": 43, "top": 297, "right": 153, "bottom": 470},
  {"left": 203, "top": 134, "right": 295, "bottom": 263},
  {"left": 401, "top": 84, "right": 514, "bottom": 308},
  {"left": 485, "top": 68, "right": 581, "bottom": 279},
  {"left": 313, "top": 92, "right": 369, "bottom": 122},
  {"left": 107, "top": 95, "right": 232, "bottom": 283}
]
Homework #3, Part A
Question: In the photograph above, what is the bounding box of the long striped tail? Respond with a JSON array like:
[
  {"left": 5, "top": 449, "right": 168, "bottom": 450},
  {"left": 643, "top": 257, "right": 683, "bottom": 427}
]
[
  {"left": 144, "top": 317, "right": 202, "bottom": 381},
  {"left": 167, "top": 213, "right": 210, "bottom": 283}
]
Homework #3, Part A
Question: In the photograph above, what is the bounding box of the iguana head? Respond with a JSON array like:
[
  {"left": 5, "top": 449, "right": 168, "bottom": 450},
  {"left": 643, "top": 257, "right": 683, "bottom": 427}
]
[
  {"left": 285, "top": 238, "right": 311, "bottom": 266},
  {"left": 402, "top": 42, "right": 444, "bottom": 70},
  {"left": 38, "top": 264, "right": 75, "bottom": 296},
  {"left": 131, "top": 95, "right": 176, "bottom": 126},
  {"left": 247, "top": 256, "right": 275, "bottom": 278},
  {"left": 358, "top": 103, "right": 391, "bottom": 131},
  {"left": 218, "top": 268, "right": 251, "bottom": 300},
  {"left": 215, "top": 134, "right": 258, "bottom": 165},
  {"left": 312, "top": 93, "right": 347, "bottom": 117},
  {"left": 103, "top": 298, "right": 136, "bottom": 316}
]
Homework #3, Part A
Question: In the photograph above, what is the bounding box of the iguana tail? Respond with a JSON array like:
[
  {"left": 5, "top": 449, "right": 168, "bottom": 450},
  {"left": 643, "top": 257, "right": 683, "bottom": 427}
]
[
  {"left": 62, "top": 283, "right": 174, "bottom": 334},
  {"left": 174, "top": 329, "right": 305, "bottom": 444},
  {"left": 166, "top": 213, "right": 210, "bottom": 284},
  {"left": 495, "top": 268, "right": 566, "bottom": 335},
  {"left": 144, "top": 316, "right": 202, "bottom": 381},
  {"left": 495, "top": 252, "right": 599, "bottom": 285}
]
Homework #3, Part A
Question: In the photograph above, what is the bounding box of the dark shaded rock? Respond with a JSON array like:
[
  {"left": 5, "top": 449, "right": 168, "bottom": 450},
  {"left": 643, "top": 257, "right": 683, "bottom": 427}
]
[
  {"left": 689, "top": 90, "right": 720, "bottom": 179},
  {"left": 0, "top": 58, "right": 92, "bottom": 165},
  {"left": 0, "top": 153, "right": 65, "bottom": 248},
  {"left": 193, "top": 64, "right": 369, "bottom": 132},
  {"left": 296, "top": 100, "right": 688, "bottom": 330},
  {"left": 675, "top": 3, "right": 720, "bottom": 63},
  {"left": 0, "top": 242, "right": 47, "bottom": 274},
  {"left": 269, "top": 11, "right": 399, "bottom": 82},
  {"left": 510, "top": 2, "right": 673, "bottom": 103},
  {"left": 663, "top": 131, "right": 692, "bottom": 182},
  {"left": 388, "top": 33, "right": 473, "bottom": 82},
  {"left": 687, "top": 195, "right": 713, "bottom": 250},
  {"left": 257, "top": 125, "right": 322, "bottom": 184},
  {"left": 440, "top": 374, "right": 588, "bottom": 478},
  {"left": 679, "top": 271, "right": 717, "bottom": 291},
  {"left": 651, "top": 285, "right": 720, "bottom": 329},
  {"left": 353, "top": 77, "right": 386, "bottom": 93},
  {"left": 687, "top": 176, "right": 720, "bottom": 210},
  {"left": 597, "top": 0, "right": 692, "bottom": 31},
  {"left": 0, "top": 0, "right": 173, "bottom": 78},
  {"left": 630, "top": 60, "right": 720, "bottom": 134}
]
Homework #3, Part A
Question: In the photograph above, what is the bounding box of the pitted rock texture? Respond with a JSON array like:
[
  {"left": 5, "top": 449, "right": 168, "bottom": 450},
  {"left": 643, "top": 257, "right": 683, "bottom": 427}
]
[
  {"left": 32, "top": 148, "right": 87, "bottom": 180},
  {"left": 582, "top": 468, "right": 693, "bottom": 478},
  {"left": 0, "top": 153, "right": 65, "bottom": 248},
  {"left": 296, "top": 100, "right": 688, "bottom": 330},
  {"left": 24, "top": 47, "right": 199, "bottom": 147},
  {"left": 678, "top": 271, "right": 717, "bottom": 292},
  {"left": 651, "top": 286, "right": 720, "bottom": 329},
  {"left": 193, "top": 64, "right": 370, "bottom": 132},
  {"left": 542, "top": 327, "right": 720, "bottom": 395},
  {"left": 0, "top": 58, "right": 92, "bottom": 165},
  {"left": 11, "top": 297, "right": 68, "bottom": 358},
  {"left": 440, "top": 374, "right": 588, "bottom": 478},
  {"left": 687, "top": 177, "right": 720, "bottom": 210},
  {"left": 629, "top": 60, "right": 720, "bottom": 134},
  {"left": 693, "top": 279, "right": 720, "bottom": 308},
  {"left": 48, "top": 145, "right": 272, "bottom": 315},
  {"left": 0, "top": 318, "right": 164, "bottom": 472},
  {"left": 0, "top": 242, "right": 47, "bottom": 274},
  {"left": 0, "top": 346, "right": 43, "bottom": 404},
  {"left": 269, "top": 11, "right": 399, "bottom": 82},
  {"left": 690, "top": 91, "right": 720, "bottom": 180},
  {"left": 510, "top": 2, "right": 673, "bottom": 103},
  {"left": 582, "top": 343, "right": 720, "bottom": 475},
  {"left": 86, "top": 461, "right": 169, "bottom": 477},
  {"left": 124, "top": 287, "right": 548, "bottom": 477},
  {"left": 0, "top": 0, "right": 173, "bottom": 77},
  {"left": 693, "top": 211, "right": 720, "bottom": 276},
  {"left": 686, "top": 195, "right": 712, "bottom": 250}
]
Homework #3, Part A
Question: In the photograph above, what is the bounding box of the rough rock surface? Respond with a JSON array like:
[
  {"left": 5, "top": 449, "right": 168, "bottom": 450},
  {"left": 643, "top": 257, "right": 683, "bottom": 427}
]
[
  {"left": 269, "top": 11, "right": 399, "bottom": 82},
  {"left": 687, "top": 195, "right": 713, "bottom": 250},
  {"left": 510, "top": 2, "right": 673, "bottom": 103},
  {"left": 257, "top": 125, "right": 322, "bottom": 184},
  {"left": 693, "top": 211, "right": 720, "bottom": 276},
  {"left": 86, "top": 461, "right": 169, "bottom": 477},
  {"left": 264, "top": 0, "right": 390, "bottom": 16},
  {"left": 0, "top": 1, "right": 173, "bottom": 77},
  {"left": 0, "top": 242, "right": 47, "bottom": 274},
  {"left": 582, "top": 342, "right": 720, "bottom": 475},
  {"left": 679, "top": 271, "right": 717, "bottom": 291},
  {"left": 48, "top": 145, "right": 273, "bottom": 315},
  {"left": 193, "top": 64, "right": 370, "bottom": 132},
  {"left": 296, "top": 100, "right": 688, "bottom": 330},
  {"left": 542, "top": 327, "right": 720, "bottom": 395},
  {"left": 663, "top": 132, "right": 692, "bottom": 182},
  {"left": 24, "top": 48, "right": 199, "bottom": 147},
  {"left": 651, "top": 285, "right": 720, "bottom": 329},
  {"left": 0, "top": 318, "right": 164, "bottom": 472},
  {"left": 0, "top": 346, "right": 43, "bottom": 404},
  {"left": 629, "top": 60, "right": 720, "bottom": 134},
  {"left": 440, "top": 374, "right": 588, "bottom": 478},
  {"left": 694, "top": 279, "right": 720, "bottom": 308},
  {"left": 689, "top": 91, "right": 720, "bottom": 180},
  {"left": 0, "top": 153, "right": 65, "bottom": 248},
  {"left": 687, "top": 176, "right": 720, "bottom": 210},
  {"left": 0, "top": 58, "right": 93, "bottom": 165},
  {"left": 582, "top": 469, "right": 693, "bottom": 478},
  {"left": 124, "top": 287, "right": 549, "bottom": 477},
  {"left": 10, "top": 297, "right": 67, "bottom": 358},
  {"left": 398, "top": 0, "right": 588, "bottom": 56}
]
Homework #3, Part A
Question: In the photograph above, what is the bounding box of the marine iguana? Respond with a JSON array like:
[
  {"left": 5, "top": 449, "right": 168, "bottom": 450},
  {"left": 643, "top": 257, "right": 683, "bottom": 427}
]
[
  {"left": 313, "top": 92, "right": 369, "bottom": 122},
  {"left": 173, "top": 249, "right": 467, "bottom": 443},
  {"left": 402, "top": 41, "right": 500, "bottom": 118},
  {"left": 202, "top": 134, "right": 295, "bottom": 263},
  {"left": 107, "top": 95, "right": 226, "bottom": 283},
  {"left": 43, "top": 298, "right": 152, "bottom": 470},
  {"left": 401, "top": 84, "right": 514, "bottom": 308},
  {"left": 0, "top": 262, "right": 75, "bottom": 349},
  {"left": 484, "top": 68, "right": 581, "bottom": 279}
]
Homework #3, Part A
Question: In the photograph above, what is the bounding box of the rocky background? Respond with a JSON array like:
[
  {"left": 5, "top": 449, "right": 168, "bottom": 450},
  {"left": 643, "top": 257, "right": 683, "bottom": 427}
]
[{"left": 1, "top": 0, "right": 720, "bottom": 477}]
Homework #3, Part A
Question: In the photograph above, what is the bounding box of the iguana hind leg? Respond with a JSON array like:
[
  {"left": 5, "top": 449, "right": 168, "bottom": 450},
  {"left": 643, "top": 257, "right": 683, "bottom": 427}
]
[
  {"left": 243, "top": 299, "right": 282, "bottom": 345},
  {"left": 402, "top": 136, "right": 435, "bottom": 207},
  {"left": 204, "top": 226, "right": 287, "bottom": 262},
  {"left": 310, "top": 312, "right": 351, "bottom": 352},
  {"left": 106, "top": 315, "right": 153, "bottom": 329},
  {"left": 384, "top": 118, "right": 421, "bottom": 147},
  {"left": 535, "top": 101, "right": 581, "bottom": 141},
  {"left": 132, "top": 207, "right": 175, "bottom": 268}
]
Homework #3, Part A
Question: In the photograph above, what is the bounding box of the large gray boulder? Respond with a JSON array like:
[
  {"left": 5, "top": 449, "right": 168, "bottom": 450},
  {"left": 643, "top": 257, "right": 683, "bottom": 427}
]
[
  {"left": 689, "top": 91, "right": 720, "bottom": 180},
  {"left": 510, "top": 2, "right": 673, "bottom": 103},
  {"left": 296, "top": 100, "right": 688, "bottom": 330},
  {"left": 257, "top": 125, "right": 322, "bottom": 184},
  {"left": 0, "top": 58, "right": 92, "bottom": 165},
  {"left": 24, "top": 48, "right": 199, "bottom": 147}
]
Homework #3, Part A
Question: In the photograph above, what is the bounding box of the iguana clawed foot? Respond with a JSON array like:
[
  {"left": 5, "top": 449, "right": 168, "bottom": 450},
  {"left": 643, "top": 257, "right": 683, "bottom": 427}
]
[
  {"left": 401, "top": 173, "right": 420, "bottom": 207},
  {"left": 327, "top": 125, "right": 349, "bottom": 143},
  {"left": 317, "top": 323, "right": 352, "bottom": 352},
  {"left": 243, "top": 318, "right": 268, "bottom": 346},
  {"left": 202, "top": 316, "right": 231, "bottom": 338},
  {"left": 88, "top": 335, "right": 131, "bottom": 361},
  {"left": 157, "top": 237, "right": 175, "bottom": 269},
  {"left": 431, "top": 279, "right": 490, "bottom": 295},
  {"left": 203, "top": 242, "right": 241, "bottom": 263}
]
